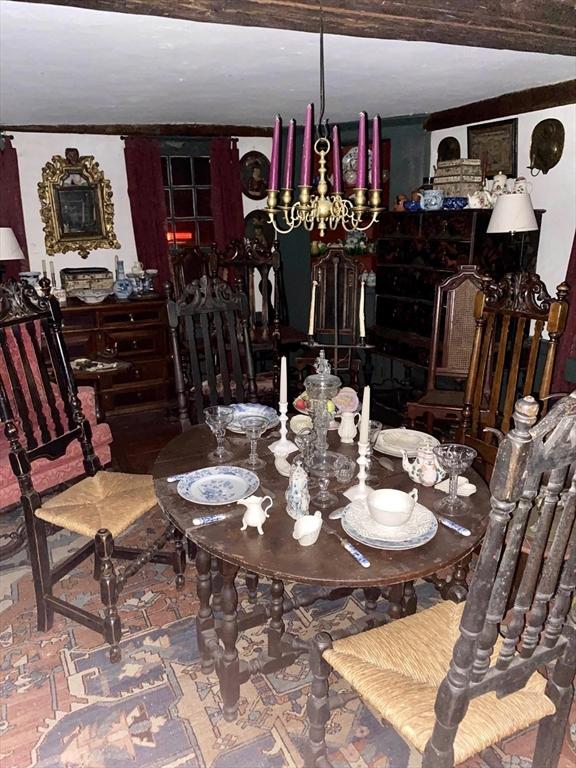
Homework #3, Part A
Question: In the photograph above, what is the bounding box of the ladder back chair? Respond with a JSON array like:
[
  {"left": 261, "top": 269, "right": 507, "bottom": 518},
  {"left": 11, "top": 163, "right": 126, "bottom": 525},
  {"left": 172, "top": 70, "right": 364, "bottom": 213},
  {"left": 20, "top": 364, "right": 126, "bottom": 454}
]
[
  {"left": 297, "top": 246, "right": 366, "bottom": 387},
  {"left": 308, "top": 391, "right": 576, "bottom": 768},
  {"left": 0, "top": 281, "right": 185, "bottom": 663},
  {"left": 406, "top": 265, "right": 484, "bottom": 434},
  {"left": 460, "top": 271, "right": 569, "bottom": 480},
  {"left": 167, "top": 273, "right": 268, "bottom": 430}
]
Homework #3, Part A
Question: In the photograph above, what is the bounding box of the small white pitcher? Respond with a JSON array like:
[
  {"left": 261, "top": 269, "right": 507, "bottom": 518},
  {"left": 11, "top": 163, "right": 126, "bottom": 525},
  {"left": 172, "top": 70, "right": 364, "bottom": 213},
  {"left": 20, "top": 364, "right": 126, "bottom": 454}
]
[
  {"left": 239, "top": 495, "right": 272, "bottom": 535},
  {"left": 338, "top": 412, "right": 360, "bottom": 444}
]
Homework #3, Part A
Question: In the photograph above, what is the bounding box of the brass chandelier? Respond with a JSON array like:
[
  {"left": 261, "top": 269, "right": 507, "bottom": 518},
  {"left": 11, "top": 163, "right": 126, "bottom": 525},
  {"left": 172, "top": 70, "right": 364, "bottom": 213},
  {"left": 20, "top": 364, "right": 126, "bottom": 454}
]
[{"left": 264, "top": 13, "right": 383, "bottom": 238}]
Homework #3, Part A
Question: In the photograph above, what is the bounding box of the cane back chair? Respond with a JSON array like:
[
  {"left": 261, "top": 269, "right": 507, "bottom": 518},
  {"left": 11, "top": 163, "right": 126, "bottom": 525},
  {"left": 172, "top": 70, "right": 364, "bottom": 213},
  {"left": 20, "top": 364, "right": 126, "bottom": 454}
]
[
  {"left": 0, "top": 281, "right": 185, "bottom": 662},
  {"left": 308, "top": 391, "right": 576, "bottom": 768},
  {"left": 167, "top": 273, "right": 279, "bottom": 430},
  {"left": 406, "top": 265, "right": 484, "bottom": 434},
  {"left": 459, "top": 272, "right": 569, "bottom": 480}
]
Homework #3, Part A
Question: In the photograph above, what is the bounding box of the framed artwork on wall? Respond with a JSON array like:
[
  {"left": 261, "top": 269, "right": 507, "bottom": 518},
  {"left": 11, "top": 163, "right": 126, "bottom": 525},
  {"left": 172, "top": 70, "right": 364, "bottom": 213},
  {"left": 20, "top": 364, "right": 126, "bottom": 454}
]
[
  {"left": 244, "top": 209, "right": 275, "bottom": 247},
  {"left": 240, "top": 150, "right": 270, "bottom": 200},
  {"left": 467, "top": 118, "right": 518, "bottom": 178}
]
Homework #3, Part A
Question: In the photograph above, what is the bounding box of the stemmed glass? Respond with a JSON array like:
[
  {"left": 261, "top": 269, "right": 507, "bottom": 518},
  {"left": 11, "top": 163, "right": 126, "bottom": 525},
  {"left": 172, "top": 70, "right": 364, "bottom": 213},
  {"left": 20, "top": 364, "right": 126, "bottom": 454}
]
[
  {"left": 432, "top": 443, "right": 477, "bottom": 516},
  {"left": 294, "top": 427, "right": 317, "bottom": 469},
  {"left": 365, "top": 420, "right": 383, "bottom": 482},
  {"left": 240, "top": 415, "right": 268, "bottom": 469},
  {"left": 204, "top": 405, "right": 234, "bottom": 463}
]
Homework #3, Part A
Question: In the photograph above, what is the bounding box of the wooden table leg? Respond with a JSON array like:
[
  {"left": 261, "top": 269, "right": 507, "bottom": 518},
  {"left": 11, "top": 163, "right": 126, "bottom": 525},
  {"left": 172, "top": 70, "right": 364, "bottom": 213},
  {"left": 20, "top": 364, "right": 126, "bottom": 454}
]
[
  {"left": 211, "top": 556, "right": 223, "bottom": 612},
  {"left": 220, "top": 559, "right": 240, "bottom": 721},
  {"left": 196, "top": 547, "right": 215, "bottom": 674},
  {"left": 386, "top": 581, "right": 417, "bottom": 619},
  {"left": 363, "top": 587, "right": 381, "bottom": 612},
  {"left": 268, "top": 578, "right": 285, "bottom": 658}
]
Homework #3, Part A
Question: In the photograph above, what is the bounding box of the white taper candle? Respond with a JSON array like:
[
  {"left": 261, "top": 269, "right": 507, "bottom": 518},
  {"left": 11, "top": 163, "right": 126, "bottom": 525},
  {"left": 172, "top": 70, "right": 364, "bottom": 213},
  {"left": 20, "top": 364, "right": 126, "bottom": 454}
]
[
  {"left": 359, "top": 385, "right": 370, "bottom": 444},
  {"left": 308, "top": 280, "right": 318, "bottom": 336},
  {"left": 49, "top": 260, "right": 57, "bottom": 287},
  {"left": 280, "top": 356, "right": 287, "bottom": 404},
  {"left": 359, "top": 279, "right": 366, "bottom": 337}
]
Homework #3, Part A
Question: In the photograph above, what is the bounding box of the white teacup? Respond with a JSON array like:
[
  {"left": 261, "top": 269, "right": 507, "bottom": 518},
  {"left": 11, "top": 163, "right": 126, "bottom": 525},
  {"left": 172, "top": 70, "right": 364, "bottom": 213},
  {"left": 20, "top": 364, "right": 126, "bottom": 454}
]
[
  {"left": 367, "top": 488, "right": 418, "bottom": 527},
  {"left": 290, "top": 414, "right": 313, "bottom": 434}
]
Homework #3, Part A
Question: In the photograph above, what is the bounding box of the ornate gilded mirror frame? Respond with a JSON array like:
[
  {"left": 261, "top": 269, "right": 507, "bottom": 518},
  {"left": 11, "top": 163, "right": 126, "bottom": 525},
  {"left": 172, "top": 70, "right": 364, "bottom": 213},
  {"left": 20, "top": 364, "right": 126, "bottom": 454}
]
[{"left": 38, "top": 147, "right": 120, "bottom": 258}]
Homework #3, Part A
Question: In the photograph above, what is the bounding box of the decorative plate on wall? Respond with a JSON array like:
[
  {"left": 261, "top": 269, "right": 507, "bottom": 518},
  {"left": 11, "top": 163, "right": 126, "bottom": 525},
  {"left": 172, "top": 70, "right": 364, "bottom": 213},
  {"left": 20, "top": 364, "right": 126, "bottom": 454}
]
[
  {"left": 528, "top": 118, "right": 565, "bottom": 175},
  {"left": 240, "top": 150, "right": 270, "bottom": 200}
]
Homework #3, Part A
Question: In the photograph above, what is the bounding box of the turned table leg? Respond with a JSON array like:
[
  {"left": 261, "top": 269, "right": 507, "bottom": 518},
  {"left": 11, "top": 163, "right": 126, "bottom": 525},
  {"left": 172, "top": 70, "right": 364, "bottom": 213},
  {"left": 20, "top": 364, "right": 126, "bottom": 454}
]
[
  {"left": 219, "top": 559, "right": 240, "bottom": 721},
  {"left": 363, "top": 587, "right": 381, "bottom": 612},
  {"left": 268, "top": 578, "right": 285, "bottom": 658},
  {"left": 196, "top": 547, "right": 215, "bottom": 674}
]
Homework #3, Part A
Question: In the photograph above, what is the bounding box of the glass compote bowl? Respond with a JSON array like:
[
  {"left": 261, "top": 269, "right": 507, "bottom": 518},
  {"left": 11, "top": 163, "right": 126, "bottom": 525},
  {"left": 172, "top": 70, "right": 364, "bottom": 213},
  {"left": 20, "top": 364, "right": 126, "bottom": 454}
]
[
  {"left": 366, "top": 420, "right": 383, "bottom": 482},
  {"left": 240, "top": 415, "right": 268, "bottom": 469},
  {"left": 432, "top": 443, "right": 477, "bottom": 516},
  {"left": 204, "top": 405, "right": 234, "bottom": 463}
]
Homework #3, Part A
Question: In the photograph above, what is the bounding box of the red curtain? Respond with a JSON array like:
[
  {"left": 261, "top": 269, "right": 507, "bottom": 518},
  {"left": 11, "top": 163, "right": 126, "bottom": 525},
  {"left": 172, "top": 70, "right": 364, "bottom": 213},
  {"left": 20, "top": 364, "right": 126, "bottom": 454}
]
[
  {"left": 0, "top": 137, "right": 29, "bottom": 278},
  {"left": 552, "top": 231, "right": 576, "bottom": 393},
  {"left": 124, "top": 137, "right": 170, "bottom": 287},
  {"left": 210, "top": 138, "right": 244, "bottom": 250}
]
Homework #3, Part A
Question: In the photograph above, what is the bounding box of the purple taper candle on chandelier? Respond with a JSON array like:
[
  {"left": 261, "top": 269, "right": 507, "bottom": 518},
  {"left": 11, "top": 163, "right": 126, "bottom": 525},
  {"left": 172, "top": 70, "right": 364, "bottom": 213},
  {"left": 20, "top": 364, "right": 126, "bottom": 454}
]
[
  {"left": 270, "top": 115, "right": 282, "bottom": 190},
  {"left": 371, "top": 114, "right": 381, "bottom": 189},
  {"left": 299, "top": 103, "right": 314, "bottom": 187},
  {"left": 357, "top": 111, "right": 367, "bottom": 189},
  {"left": 283, "top": 118, "right": 296, "bottom": 190},
  {"left": 332, "top": 124, "right": 343, "bottom": 194}
]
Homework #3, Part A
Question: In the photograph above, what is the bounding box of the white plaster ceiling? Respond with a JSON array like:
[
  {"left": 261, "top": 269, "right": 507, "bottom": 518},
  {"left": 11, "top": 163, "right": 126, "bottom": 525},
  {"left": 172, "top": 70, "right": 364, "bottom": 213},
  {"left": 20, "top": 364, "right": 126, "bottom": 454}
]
[{"left": 1, "top": 1, "right": 575, "bottom": 126}]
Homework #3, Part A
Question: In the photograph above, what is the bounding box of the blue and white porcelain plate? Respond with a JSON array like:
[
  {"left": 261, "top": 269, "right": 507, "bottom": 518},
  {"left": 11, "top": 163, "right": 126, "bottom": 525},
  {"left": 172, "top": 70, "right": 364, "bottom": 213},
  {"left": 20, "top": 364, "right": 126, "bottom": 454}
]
[
  {"left": 227, "top": 403, "right": 280, "bottom": 434},
  {"left": 176, "top": 466, "right": 260, "bottom": 505},
  {"left": 341, "top": 499, "right": 438, "bottom": 550}
]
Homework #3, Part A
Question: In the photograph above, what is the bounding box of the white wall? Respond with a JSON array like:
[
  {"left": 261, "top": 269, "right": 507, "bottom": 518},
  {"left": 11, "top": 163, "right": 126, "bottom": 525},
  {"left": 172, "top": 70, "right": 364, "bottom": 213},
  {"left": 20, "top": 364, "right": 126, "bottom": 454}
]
[
  {"left": 11, "top": 132, "right": 138, "bottom": 285},
  {"left": 430, "top": 103, "right": 576, "bottom": 294}
]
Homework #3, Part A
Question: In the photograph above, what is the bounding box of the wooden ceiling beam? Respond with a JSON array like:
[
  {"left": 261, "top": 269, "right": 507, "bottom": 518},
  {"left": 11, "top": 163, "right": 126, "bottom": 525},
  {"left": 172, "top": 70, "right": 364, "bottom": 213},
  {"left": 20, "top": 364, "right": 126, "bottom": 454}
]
[
  {"left": 13, "top": 0, "right": 576, "bottom": 56},
  {"left": 424, "top": 79, "right": 576, "bottom": 132},
  {"left": 0, "top": 123, "right": 273, "bottom": 137}
]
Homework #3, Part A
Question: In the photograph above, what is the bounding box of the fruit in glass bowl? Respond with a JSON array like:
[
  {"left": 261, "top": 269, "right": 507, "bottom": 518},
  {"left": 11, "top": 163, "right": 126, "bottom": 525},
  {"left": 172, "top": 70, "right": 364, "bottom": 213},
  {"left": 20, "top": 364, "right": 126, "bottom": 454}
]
[{"left": 293, "top": 392, "right": 336, "bottom": 415}]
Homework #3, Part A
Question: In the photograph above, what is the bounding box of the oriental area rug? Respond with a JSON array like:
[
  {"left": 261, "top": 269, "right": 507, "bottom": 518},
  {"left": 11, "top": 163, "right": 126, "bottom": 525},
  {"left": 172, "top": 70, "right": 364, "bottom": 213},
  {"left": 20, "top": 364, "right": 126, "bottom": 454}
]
[{"left": 1, "top": 509, "right": 574, "bottom": 768}]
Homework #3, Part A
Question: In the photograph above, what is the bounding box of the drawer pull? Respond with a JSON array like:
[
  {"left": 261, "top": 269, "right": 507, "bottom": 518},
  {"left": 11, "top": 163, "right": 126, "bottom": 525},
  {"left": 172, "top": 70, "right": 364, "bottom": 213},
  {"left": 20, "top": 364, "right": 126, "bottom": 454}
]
[
  {"left": 134, "top": 367, "right": 141, "bottom": 380},
  {"left": 129, "top": 313, "right": 135, "bottom": 322},
  {"left": 131, "top": 339, "right": 139, "bottom": 349}
]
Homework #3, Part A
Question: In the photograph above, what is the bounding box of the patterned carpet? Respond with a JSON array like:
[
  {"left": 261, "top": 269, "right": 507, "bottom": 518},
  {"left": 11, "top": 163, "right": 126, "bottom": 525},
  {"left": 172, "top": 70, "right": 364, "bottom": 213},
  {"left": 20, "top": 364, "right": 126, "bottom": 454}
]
[{"left": 1, "top": 508, "right": 574, "bottom": 768}]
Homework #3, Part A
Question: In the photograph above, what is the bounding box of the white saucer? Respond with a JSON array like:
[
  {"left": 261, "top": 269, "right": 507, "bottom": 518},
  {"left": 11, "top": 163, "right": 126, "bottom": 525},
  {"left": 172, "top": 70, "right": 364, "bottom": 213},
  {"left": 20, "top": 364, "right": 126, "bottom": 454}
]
[
  {"left": 374, "top": 428, "right": 439, "bottom": 459},
  {"left": 341, "top": 499, "right": 438, "bottom": 550}
]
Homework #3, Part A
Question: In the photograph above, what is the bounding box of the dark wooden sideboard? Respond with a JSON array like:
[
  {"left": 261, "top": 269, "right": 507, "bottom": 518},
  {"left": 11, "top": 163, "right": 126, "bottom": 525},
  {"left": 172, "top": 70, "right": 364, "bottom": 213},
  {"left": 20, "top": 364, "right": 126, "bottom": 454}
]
[
  {"left": 372, "top": 209, "right": 543, "bottom": 368},
  {"left": 60, "top": 297, "right": 172, "bottom": 416}
]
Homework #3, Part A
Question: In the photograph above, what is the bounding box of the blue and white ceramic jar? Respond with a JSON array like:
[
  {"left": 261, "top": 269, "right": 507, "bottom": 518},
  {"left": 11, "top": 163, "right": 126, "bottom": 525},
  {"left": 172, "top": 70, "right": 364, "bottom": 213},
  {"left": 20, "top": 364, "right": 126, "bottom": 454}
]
[{"left": 113, "top": 260, "right": 133, "bottom": 301}]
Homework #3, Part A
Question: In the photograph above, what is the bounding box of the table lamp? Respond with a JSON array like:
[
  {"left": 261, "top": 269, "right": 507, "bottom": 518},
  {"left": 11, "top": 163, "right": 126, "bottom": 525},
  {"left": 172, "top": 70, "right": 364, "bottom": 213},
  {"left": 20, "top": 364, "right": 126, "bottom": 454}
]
[
  {"left": 0, "top": 227, "right": 25, "bottom": 280},
  {"left": 487, "top": 193, "right": 538, "bottom": 270}
]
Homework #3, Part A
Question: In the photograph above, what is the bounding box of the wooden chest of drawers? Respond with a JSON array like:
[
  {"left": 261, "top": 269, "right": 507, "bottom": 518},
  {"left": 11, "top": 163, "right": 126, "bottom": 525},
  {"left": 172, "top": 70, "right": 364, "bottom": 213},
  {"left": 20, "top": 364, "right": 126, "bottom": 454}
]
[{"left": 61, "top": 297, "right": 172, "bottom": 415}]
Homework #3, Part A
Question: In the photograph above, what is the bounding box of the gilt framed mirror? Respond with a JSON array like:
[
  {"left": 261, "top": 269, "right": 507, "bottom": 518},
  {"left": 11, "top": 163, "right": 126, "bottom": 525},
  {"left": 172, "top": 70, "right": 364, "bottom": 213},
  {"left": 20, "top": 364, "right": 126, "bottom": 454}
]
[{"left": 38, "top": 148, "right": 120, "bottom": 258}]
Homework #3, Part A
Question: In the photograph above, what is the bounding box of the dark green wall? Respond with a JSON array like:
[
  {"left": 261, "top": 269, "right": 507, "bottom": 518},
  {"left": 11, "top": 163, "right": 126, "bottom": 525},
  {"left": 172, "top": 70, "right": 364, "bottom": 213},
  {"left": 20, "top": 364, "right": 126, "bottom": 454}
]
[{"left": 278, "top": 115, "right": 431, "bottom": 331}]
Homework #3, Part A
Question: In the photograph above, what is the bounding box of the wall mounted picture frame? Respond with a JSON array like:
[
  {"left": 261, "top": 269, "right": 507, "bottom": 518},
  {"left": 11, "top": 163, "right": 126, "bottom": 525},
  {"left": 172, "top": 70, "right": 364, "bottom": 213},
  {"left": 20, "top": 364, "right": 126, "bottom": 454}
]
[
  {"left": 244, "top": 209, "right": 275, "bottom": 247},
  {"left": 240, "top": 150, "right": 270, "bottom": 200},
  {"left": 467, "top": 118, "right": 518, "bottom": 178}
]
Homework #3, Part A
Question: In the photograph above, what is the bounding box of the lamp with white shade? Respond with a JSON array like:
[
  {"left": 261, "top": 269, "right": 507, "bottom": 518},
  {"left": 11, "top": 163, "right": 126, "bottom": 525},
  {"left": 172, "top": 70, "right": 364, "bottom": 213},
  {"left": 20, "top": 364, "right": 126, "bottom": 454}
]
[
  {"left": 0, "top": 227, "right": 25, "bottom": 280},
  {"left": 487, "top": 193, "right": 539, "bottom": 270}
]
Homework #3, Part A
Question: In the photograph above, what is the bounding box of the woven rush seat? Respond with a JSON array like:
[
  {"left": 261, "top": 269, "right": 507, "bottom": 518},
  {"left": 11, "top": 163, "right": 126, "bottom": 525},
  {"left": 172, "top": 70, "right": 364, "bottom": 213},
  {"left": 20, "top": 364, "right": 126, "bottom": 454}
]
[
  {"left": 324, "top": 600, "right": 555, "bottom": 764},
  {"left": 35, "top": 471, "right": 157, "bottom": 539}
]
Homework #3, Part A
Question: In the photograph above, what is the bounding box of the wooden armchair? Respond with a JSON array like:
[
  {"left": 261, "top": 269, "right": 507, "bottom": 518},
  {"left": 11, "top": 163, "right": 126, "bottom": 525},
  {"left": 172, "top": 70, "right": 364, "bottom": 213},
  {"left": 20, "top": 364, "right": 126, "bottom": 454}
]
[
  {"left": 459, "top": 271, "right": 569, "bottom": 480},
  {"left": 167, "top": 274, "right": 277, "bottom": 430},
  {"left": 405, "top": 265, "right": 483, "bottom": 434},
  {"left": 0, "top": 280, "right": 185, "bottom": 661},
  {"left": 307, "top": 391, "right": 576, "bottom": 768}
]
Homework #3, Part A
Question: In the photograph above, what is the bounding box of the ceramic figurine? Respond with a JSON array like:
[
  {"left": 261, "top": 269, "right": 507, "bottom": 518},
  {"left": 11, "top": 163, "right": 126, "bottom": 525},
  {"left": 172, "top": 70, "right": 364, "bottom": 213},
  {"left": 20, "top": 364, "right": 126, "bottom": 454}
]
[
  {"left": 239, "top": 495, "right": 273, "bottom": 535},
  {"left": 338, "top": 411, "right": 360, "bottom": 444},
  {"left": 285, "top": 459, "right": 310, "bottom": 519},
  {"left": 402, "top": 442, "right": 447, "bottom": 487}
]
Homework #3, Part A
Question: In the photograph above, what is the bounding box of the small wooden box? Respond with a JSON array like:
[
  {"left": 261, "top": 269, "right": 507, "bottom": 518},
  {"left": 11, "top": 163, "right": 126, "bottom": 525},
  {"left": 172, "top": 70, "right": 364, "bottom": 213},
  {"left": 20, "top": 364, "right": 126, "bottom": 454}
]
[
  {"left": 433, "top": 159, "right": 483, "bottom": 196},
  {"left": 60, "top": 268, "right": 114, "bottom": 293}
]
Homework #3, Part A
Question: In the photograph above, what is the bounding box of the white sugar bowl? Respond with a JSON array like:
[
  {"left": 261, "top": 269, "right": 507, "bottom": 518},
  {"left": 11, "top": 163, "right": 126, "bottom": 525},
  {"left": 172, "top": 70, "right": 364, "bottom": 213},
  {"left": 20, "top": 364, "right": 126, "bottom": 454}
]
[{"left": 367, "top": 488, "right": 418, "bottom": 527}]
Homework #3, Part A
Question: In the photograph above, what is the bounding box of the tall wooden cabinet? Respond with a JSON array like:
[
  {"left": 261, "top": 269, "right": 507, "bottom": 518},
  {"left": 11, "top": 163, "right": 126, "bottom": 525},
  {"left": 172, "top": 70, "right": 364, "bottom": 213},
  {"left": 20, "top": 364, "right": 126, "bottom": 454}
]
[
  {"left": 373, "top": 209, "right": 543, "bottom": 368},
  {"left": 61, "top": 297, "right": 172, "bottom": 415}
]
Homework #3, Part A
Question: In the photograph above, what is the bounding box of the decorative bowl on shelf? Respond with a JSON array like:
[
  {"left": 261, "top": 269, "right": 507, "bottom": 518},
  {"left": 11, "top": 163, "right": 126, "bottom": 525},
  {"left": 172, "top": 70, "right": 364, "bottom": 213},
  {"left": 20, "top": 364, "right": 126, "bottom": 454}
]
[
  {"left": 442, "top": 196, "right": 468, "bottom": 210},
  {"left": 69, "top": 289, "right": 113, "bottom": 304}
]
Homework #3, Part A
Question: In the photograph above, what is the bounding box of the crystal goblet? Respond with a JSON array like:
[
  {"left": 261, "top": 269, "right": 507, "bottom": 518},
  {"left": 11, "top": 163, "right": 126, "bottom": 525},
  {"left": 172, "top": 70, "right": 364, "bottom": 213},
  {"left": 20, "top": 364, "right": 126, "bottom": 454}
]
[
  {"left": 240, "top": 415, "right": 268, "bottom": 469},
  {"left": 432, "top": 443, "right": 477, "bottom": 516},
  {"left": 204, "top": 405, "right": 235, "bottom": 463},
  {"left": 366, "top": 420, "right": 383, "bottom": 481},
  {"left": 294, "top": 427, "right": 317, "bottom": 469}
]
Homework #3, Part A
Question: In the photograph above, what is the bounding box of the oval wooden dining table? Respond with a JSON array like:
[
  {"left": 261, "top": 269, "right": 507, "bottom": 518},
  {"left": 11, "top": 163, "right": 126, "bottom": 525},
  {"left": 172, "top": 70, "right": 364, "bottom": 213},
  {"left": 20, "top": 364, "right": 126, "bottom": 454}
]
[{"left": 153, "top": 425, "right": 490, "bottom": 721}]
